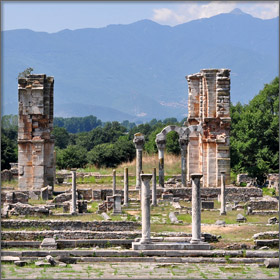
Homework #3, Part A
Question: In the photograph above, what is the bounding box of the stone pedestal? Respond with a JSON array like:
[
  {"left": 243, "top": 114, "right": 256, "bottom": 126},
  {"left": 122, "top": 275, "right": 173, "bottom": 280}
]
[
  {"left": 220, "top": 172, "right": 226, "bottom": 215},
  {"left": 71, "top": 170, "right": 77, "bottom": 214},
  {"left": 191, "top": 173, "right": 203, "bottom": 244},
  {"left": 133, "top": 133, "right": 145, "bottom": 190},
  {"left": 151, "top": 168, "right": 157, "bottom": 206},
  {"left": 112, "top": 169, "right": 116, "bottom": 196},
  {"left": 123, "top": 167, "right": 129, "bottom": 206},
  {"left": 112, "top": 194, "right": 122, "bottom": 215}
]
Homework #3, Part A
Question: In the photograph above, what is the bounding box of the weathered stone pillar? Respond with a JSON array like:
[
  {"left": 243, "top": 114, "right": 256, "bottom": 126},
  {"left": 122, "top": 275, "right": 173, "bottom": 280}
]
[
  {"left": 123, "top": 167, "right": 129, "bottom": 206},
  {"left": 112, "top": 169, "right": 116, "bottom": 195},
  {"left": 18, "top": 74, "right": 55, "bottom": 190},
  {"left": 191, "top": 173, "right": 203, "bottom": 244},
  {"left": 155, "top": 139, "right": 166, "bottom": 188},
  {"left": 133, "top": 133, "right": 145, "bottom": 190},
  {"left": 71, "top": 170, "right": 77, "bottom": 214},
  {"left": 151, "top": 168, "right": 157, "bottom": 206},
  {"left": 220, "top": 172, "right": 226, "bottom": 215},
  {"left": 140, "top": 174, "right": 152, "bottom": 243},
  {"left": 179, "top": 137, "right": 188, "bottom": 187}
]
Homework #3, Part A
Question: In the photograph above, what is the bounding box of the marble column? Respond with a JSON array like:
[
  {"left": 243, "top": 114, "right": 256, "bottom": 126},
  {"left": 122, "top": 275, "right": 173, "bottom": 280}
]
[
  {"left": 151, "top": 168, "right": 157, "bottom": 206},
  {"left": 179, "top": 137, "right": 188, "bottom": 187},
  {"left": 156, "top": 139, "right": 166, "bottom": 188},
  {"left": 112, "top": 169, "right": 116, "bottom": 195},
  {"left": 140, "top": 174, "right": 152, "bottom": 243},
  {"left": 133, "top": 133, "right": 145, "bottom": 190},
  {"left": 123, "top": 167, "right": 129, "bottom": 206},
  {"left": 220, "top": 172, "right": 226, "bottom": 215},
  {"left": 71, "top": 170, "right": 77, "bottom": 214},
  {"left": 191, "top": 173, "right": 203, "bottom": 244}
]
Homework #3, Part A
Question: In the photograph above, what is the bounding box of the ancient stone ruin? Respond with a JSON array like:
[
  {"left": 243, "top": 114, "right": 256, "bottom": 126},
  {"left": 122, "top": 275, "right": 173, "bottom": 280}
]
[
  {"left": 187, "top": 69, "right": 231, "bottom": 187},
  {"left": 18, "top": 74, "right": 55, "bottom": 190}
]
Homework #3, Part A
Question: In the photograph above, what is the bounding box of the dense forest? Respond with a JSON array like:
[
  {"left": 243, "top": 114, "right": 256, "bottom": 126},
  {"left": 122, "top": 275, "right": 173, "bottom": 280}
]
[{"left": 1, "top": 77, "right": 278, "bottom": 184}]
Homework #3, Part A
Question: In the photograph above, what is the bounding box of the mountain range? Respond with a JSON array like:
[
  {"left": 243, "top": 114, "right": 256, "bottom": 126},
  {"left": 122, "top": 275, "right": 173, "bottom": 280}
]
[{"left": 2, "top": 8, "right": 278, "bottom": 122}]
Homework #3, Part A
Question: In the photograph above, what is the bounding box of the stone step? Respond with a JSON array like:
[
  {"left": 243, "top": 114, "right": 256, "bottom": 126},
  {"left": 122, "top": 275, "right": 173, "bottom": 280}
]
[
  {"left": 1, "top": 249, "right": 278, "bottom": 258},
  {"left": 2, "top": 256, "right": 277, "bottom": 264}
]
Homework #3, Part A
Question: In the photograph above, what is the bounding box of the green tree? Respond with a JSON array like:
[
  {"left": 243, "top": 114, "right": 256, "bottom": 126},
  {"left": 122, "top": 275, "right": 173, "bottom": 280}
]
[
  {"left": 230, "top": 77, "right": 279, "bottom": 184},
  {"left": 87, "top": 143, "right": 119, "bottom": 168},
  {"left": 52, "top": 127, "right": 69, "bottom": 149},
  {"left": 56, "top": 145, "right": 87, "bottom": 169}
]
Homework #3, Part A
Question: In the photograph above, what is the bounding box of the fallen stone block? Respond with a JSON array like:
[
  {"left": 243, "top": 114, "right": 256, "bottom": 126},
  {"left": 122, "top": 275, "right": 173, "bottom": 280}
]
[
  {"left": 268, "top": 217, "right": 279, "bottom": 224},
  {"left": 169, "top": 212, "right": 179, "bottom": 224},
  {"left": 46, "top": 255, "right": 56, "bottom": 266},
  {"left": 51, "top": 193, "right": 72, "bottom": 204},
  {"left": 1, "top": 256, "right": 20, "bottom": 262},
  {"left": 35, "top": 261, "right": 52, "bottom": 267},
  {"left": 201, "top": 201, "right": 214, "bottom": 209},
  {"left": 56, "top": 256, "right": 77, "bottom": 264},
  {"left": 14, "top": 260, "right": 28, "bottom": 267},
  {"left": 215, "top": 220, "right": 226, "bottom": 226},
  {"left": 101, "top": 212, "right": 111, "bottom": 221},
  {"left": 264, "top": 258, "right": 279, "bottom": 268},
  {"left": 40, "top": 238, "right": 57, "bottom": 249},
  {"left": 236, "top": 213, "right": 247, "bottom": 222},
  {"left": 253, "top": 231, "right": 279, "bottom": 240}
]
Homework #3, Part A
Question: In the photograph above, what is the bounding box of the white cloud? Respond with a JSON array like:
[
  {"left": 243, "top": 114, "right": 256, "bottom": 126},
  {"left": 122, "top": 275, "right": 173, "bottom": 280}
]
[{"left": 152, "top": 1, "right": 279, "bottom": 26}]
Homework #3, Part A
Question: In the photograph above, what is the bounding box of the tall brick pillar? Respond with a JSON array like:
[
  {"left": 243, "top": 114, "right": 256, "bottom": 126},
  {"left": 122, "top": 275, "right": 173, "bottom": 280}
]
[
  {"left": 18, "top": 74, "right": 55, "bottom": 190},
  {"left": 186, "top": 69, "right": 231, "bottom": 187}
]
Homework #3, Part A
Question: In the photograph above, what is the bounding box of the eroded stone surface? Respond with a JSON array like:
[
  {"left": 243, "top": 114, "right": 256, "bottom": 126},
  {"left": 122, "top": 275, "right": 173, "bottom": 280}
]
[
  {"left": 18, "top": 74, "right": 55, "bottom": 190},
  {"left": 187, "top": 69, "right": 231, "bottom": 187}
]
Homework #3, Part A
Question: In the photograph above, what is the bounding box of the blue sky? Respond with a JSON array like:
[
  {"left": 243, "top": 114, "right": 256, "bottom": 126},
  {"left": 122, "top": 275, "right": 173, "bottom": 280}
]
[{"left": 1, "top": 1, "right": 279, "bottom": 33}]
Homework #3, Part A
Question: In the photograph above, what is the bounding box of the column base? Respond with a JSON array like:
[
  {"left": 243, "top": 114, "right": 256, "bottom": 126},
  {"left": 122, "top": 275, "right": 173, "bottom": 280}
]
[
  {"left": 220, "top": 211, "right": 227, "bottom": 215},
  {"left": 123, "top": 203, "right": 129, "bottom": 207},
  {"left": 132, "top": 241, "right": 211, "bottom": 250}
]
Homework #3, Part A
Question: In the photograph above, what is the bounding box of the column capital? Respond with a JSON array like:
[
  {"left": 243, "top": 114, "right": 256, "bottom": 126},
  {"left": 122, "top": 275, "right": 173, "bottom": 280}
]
[
  {"left": 140, "top": 174, "right": 153, "bottom": 181},
  {"left": 133, "top": 133, "right": 145, "bottom": 149},
  {"left": 191, "top": 173, "right": 203, "bottom": 179},
  {"left": 155, "top": 138, "right": 166, "bottom": 149}
]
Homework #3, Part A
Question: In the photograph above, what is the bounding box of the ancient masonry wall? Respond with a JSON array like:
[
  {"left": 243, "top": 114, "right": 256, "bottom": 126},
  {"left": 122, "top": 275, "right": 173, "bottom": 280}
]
[
  {"left": 187, "top": 69, "right": 231, "bottom": 187},
  {"left": 18, "top": 74, "right": 55, "bottom": 190}
]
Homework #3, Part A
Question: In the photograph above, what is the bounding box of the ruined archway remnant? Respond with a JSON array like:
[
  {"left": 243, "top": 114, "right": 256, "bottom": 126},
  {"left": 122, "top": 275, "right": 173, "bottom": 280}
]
[
  {"left": 186, "top": 69, "right": 231, "bottom": 187},
  {"left": 133, "top": 133, "right": 145, "bottom": 189},
  {"left": 155, "top": 125, "right": 202, "bottom": 188},
  {"left": 18, "top": 74, "right": 55, "bottom": 190}
]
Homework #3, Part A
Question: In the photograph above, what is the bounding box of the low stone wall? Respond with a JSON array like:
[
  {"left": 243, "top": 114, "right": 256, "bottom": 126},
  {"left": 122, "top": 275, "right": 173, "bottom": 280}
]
[
  {"left": 164, "top": 187, "right": 263, "bottom": 202},
  {"left": 246, "top": 200, "right": 279, "bottom": 210},
  {"left": 1, "top": 220, "right": 140, "bottom": 231},
  {"left": 1, "top": 230, "right": 141, "bottom": 241}
]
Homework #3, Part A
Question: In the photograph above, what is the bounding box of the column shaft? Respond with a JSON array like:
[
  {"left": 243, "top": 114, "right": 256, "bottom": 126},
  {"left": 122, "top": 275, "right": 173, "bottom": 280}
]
[
  {"left": 220, "top": 172, "right": 226, "bottom": 215},
  {"left": 158, "top": 148, "right": 164, "bottom": 188},
  {"left": 135, "top": 149, "right": 143, "bottom": 189},
  {"left": 124, "top": 167, "right": 129, "bottom": 206},
  {"left": 71, "top": 171, "right": 76, "bottom": 214},
  {"left": 181, "top": 148, "right": 187, "bottom": 187},
  {"left": 140, "top": 174, "right": 152, "bottom": 243},
  {"left": 112, "top": 170, "right": 116, "bottom": 195},
  {"left": 151, "top": 168, "right": 157, "bottom": 206},
  {"left": 191, "top": 174, "right": 203, "bottom": 243}
]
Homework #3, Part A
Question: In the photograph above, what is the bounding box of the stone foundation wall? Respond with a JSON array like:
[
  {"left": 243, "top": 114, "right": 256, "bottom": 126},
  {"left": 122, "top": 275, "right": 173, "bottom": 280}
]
[
  {"left": 1, "top": 231, "right": 141, "bottom": 241},
  {"left": 1, "top": 220, "right": 140, "bottom": 231}
]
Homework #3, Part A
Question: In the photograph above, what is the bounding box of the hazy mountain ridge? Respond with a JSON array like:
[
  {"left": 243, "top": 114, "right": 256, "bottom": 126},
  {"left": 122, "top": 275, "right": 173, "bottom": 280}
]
[{"left": 2, "top": 10, "right": 278, "bottom": 121}]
